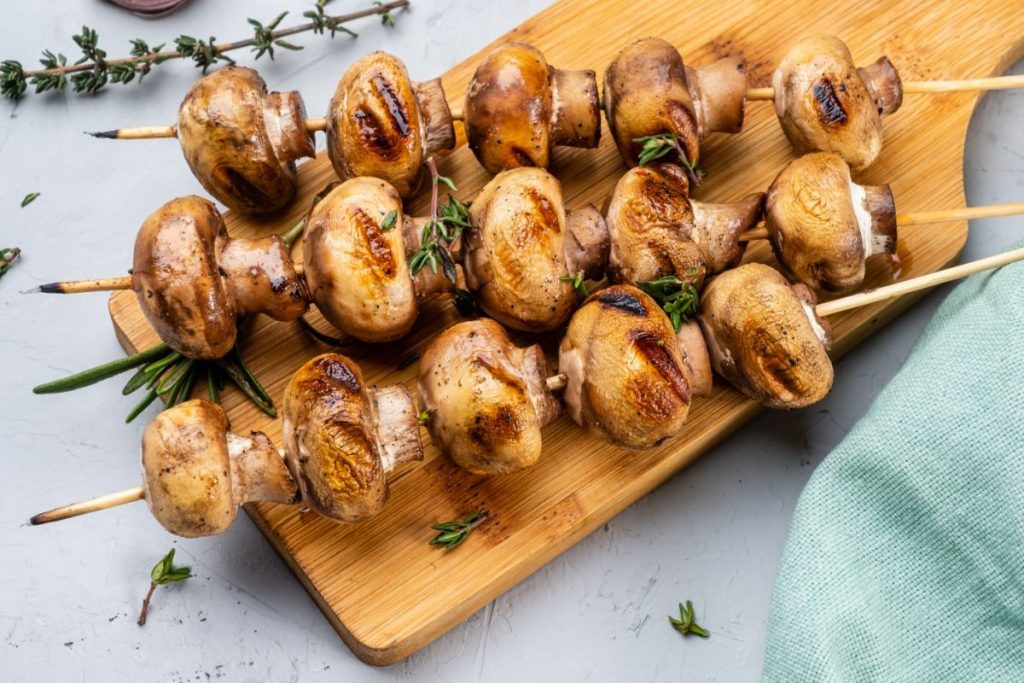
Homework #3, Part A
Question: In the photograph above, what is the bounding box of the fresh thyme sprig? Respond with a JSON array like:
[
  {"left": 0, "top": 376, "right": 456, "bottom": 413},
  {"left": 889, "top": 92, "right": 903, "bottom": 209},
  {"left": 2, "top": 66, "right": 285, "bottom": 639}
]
[
  {"left": 0, "top": 0, "right": 408, "bottom": 100},
  {"left": 452, "top": 287, "right": 481, "bottom": 318},
  {"left": 430, "top": 509, "right": 488, "bottom": 550},
  {"left": 21, "top": 192, "right": 40, "bottom": 208},
  {"left": 1, "top": 248, "right": 21, "bottom": 279},
  {"left": 408, "top": 157, "right": 471, "bottom": 283},
  {"left": 669, "top": 600, "right": 709, "bottom": 639},
  {"left": 416, "top": 409, "right": 431, "bottom": 425},
  {"left": 560, "top": 270, "right": 589, "bottom": 297},
  {"left": 634, "top": 133, "right": 704, "bottom": 186},
  {"left": 138, "top": 548, "right": 192, "bottom": 627},
  {"left": 637, "top": 272, "right": 701, "bottom": 333}
]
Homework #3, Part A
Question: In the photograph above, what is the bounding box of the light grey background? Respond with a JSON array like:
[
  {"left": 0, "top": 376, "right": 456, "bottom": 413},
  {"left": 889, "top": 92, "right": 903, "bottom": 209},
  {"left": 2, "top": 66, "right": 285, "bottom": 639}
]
[{"left": 1, "top": 1, "right": 1022, "bottom": 681}]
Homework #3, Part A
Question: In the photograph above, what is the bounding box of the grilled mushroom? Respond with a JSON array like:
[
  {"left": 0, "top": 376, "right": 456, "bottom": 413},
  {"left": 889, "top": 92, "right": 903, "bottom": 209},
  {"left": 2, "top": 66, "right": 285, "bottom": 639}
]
[
  {"left": 417, "top": 319, "right": 562, "bottom": 474},
  {"left": 772, "top": 35, "right": 903, "bottom": 171},
  {"left": 142, "top": 400, "right": 299, "bottom": 537},
  {"left": 463, "top": 167, "right": 608, "bottom": 332},
  {"left": 765, "top": 152, "right": 896, "bottom": 293},
  {"left": 559, "top": 284, "right": 709, "bottom": 449},
  {"left": 699, "top": 263, "right": 833, "bottom": 409},
  {"left": 132, "top": 195, "right": 308, "bottom": 359},
  {"left": 177, "top": 67, "right": 315, "bottom": 214},
  {"left": 604, "top": 38, "right": 747, "bottom": 168},
  {"left": 326, "top": 52, "right": 456, "bottom": 197},
  {"left": 605, "top": 163, "right": 764, "bottom": 285},
  {"left": 465, "top": 42, "right": 601, "bottom": 175},
  {"left": 283, "top": 353, "right": 423, "bottom": 522}
]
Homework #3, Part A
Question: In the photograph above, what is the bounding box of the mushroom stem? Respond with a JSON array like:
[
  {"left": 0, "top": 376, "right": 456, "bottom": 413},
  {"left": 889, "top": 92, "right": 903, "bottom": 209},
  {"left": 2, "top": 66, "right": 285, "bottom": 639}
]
[
  {"left": 26, "top": 276, "right": 133, "bottom": 294},
  {"left": 545, "top": 372, "right": 568, "bottom": 391},
  {"left": 816, "top": 246, "right": 1024, "bottom": 317},
  {"left": 30, "top": 486, "right": 145, "bottom": 525},
  {"left": 748, "top": 74, "right": 1024, "bottom": 101}
]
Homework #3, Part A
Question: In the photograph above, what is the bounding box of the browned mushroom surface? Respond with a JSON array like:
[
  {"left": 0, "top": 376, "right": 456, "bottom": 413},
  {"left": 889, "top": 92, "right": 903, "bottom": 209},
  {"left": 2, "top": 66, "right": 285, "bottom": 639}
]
[
  {"left": 418, "top": 319, "right": 561, "bottom": 474},
  {"left": 765, "top": 152, "right": 896, "bottom": 293},
  {"left": 177, "top": 67, "right": 315, "bottom": 214},
  {"left": 303, "top": 177, "right": 424, "bottom": 342},
  {"left": 326, "top": 52, "right": 455, "bottom": 198},
  {"left": 699, "top": 263, "right": 833, "bottom": 409},
  {"left": 132, "top": 195, "right": 307, "bottom": 359},
  {"left": 604, "top": 38, "right": 747, "bottom": 168},
  {"left": 559, "top": 284, "right": 706, "bottom": 449},
  {"left": 772, "top": 35, "right": 903, "bottom": 171},
  {"left": 605, "top": 164, "right": 763, "bottom": 285},
  {"left": 142, "top": 400, "right": 298, "bottom": 537},
  {"left": 465, "top": 42, "right": 600, "bottom": 175},
  {"left": 463, "top": 167, "right": 607, "bottom": 332},
  {"left": 283, "top": 353, "right": 422, "bottom": 522}
]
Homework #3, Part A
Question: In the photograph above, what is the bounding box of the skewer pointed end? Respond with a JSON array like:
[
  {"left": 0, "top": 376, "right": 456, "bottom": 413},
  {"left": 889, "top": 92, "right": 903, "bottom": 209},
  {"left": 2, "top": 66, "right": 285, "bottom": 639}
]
[
  {"left": 86, "top": 129, "right": 120, "bottom": 139},
  {"left": 23, "top": 282, "right": 62, "bottom": 294}
]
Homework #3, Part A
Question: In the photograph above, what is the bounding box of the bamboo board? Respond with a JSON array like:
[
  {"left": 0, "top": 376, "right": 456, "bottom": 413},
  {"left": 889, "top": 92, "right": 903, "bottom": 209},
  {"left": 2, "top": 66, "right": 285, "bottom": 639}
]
[{"left": 109, "top": 0, "right": 1024, "bottom": 665}]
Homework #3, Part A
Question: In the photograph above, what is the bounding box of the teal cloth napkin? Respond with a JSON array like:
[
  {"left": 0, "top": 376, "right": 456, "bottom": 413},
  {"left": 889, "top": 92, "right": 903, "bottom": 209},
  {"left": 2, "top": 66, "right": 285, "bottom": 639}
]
[{"left": 762, "top": 251, "right": 1024, "bottom": 682}]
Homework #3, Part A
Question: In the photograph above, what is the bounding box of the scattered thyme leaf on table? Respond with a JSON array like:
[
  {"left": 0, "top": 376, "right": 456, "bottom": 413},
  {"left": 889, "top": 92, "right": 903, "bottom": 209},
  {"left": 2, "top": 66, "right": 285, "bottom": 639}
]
[{"left": 137, "top": 548, "right": 193, "bottom": 626}]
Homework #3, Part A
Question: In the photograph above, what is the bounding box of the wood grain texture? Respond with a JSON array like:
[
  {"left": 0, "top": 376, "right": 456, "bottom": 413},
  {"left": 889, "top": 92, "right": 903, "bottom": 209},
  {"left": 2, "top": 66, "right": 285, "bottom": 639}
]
[{"left": 108, "top": 0, "right": 1024, "bottom": 665}]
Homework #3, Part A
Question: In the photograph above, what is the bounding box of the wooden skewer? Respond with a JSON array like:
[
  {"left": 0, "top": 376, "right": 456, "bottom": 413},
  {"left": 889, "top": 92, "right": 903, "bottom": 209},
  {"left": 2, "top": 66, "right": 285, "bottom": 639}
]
[
  {"left": 746, "top": 74, "right": 1024, "bottom": 100},
  {"left": 545, "top": 372, "right": 567, "bottom": 391},
  {"left": 30, "top": 486, "right": 144, "bottom": 525},
  {"left": 25, "top": 276, "right": 133, "bottom": 294},
  {"left": 816, "top": 245, "right": 1024, "bottom": 317},
  {"left": 737, "top": 202, "right": 1024, "bottom": 243}
]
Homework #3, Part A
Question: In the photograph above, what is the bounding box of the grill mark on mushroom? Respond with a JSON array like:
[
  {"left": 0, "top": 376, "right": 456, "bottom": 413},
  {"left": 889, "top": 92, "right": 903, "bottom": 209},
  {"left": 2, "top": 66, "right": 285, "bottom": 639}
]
[
  {"left": 316, "top": 355, "right": 361, "bottom": 394},
  {"left": 812, "top": 79, "right": 849, "bottom": 126},
  {"left": 629, "top": 329, "right": 691, "bottom": 409},
  {"left": 350, "top": 206, "right": 396, "bottom": 277},
  {"left": 596, "top": 289, "right": 647, "bottom": 316},
  {"left": 372, "top": 74, "right": 411, "bottom": 137}
]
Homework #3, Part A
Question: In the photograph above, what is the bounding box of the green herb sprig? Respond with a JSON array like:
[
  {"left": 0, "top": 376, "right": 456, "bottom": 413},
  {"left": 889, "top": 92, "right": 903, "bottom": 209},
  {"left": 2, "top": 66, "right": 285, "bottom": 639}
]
[
  {"left": 560, "top": 270, "right": 589, "bottom": 298},
  {"left": 637, "top": 272, "right": 701, "bottom": 332},
  {"left": 0, "top": 0, "right": 408, "bottom": 100},
  {"left": 669, "top": 600, "right": 709, "bottom": 639},
  {"left": 21, "top": 192, "right": 40, "bottom": 208},
  {"left": 408, "top": 157, "right": 470, "bottom": 283},
  {"left": 1, "top": 247, "right": 21, "bottom": 279},
  {"left": 634, "top": 133, "right": 703, "bottom": 186},
  {"left": 138, "top": 548, "right": 193, "bottom": 626},
  {"left": 430, "top": 509, "right": 488, "bottom": 550}
]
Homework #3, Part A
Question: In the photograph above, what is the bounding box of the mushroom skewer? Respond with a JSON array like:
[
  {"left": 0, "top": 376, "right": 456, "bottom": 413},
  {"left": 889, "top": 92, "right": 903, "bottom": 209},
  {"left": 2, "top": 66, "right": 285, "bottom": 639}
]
[
  {"left": 88, "top": 43, "right": 599, "bottom": 211},
  {"left": 737, "top": 152, "right": 1024, "bottom": 293},
  {"left": 30, "top": 353, "right": 423, "bottom": 536}
]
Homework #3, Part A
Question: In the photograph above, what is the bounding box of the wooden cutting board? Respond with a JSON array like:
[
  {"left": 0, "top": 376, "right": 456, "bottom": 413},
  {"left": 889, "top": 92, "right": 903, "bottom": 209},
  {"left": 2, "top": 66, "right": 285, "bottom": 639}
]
[{"left": 108, "top": 0, "right": 1024, "bottom": 665}]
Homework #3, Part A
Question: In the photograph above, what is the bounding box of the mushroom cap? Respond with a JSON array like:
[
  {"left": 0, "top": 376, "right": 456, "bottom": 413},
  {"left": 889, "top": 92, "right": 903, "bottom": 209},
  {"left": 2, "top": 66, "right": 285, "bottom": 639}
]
[
  {"left": 142, "top": 399, "right": 236, "bottom": 537},
  {"left": 282, "top": 353, "right": 389, "bottom": 523},
  {"left": 698, "top": 263, "right": 833, "bottom": 408},
  {"left": 603, "top": 38, "right": 700, "bottom": 168},
  {"left": 177, "top": 67, "right": 313, "bottom": 213},
  {"left": 771, "top": 35, "right": 884, "bottom": 171},
  {"left": 464, "top": 43, "right": 555, "bottom": 174},
  {"left": 605, "top": 164, "right": 707, "bottom": 286},
  {"left": 303, "top": 177, "right": 417, "bottom": 343},
  {"left": 132, "top": 195, "right": 237, "bottom": 360},
  {"left": 765, "top": 152, "right": 869, "bottom": 292},
  {"left": 326, "top": 52, "right": 430, "bottom": 198},
  {"left": 417, "top": 319, "right": 560, "bottom": 475},
  {"left": 463, "top": 167, "right": 576, "bottom": 332},
  {"left": 559, "top": 285, "right": 693, "bottom": 449}
]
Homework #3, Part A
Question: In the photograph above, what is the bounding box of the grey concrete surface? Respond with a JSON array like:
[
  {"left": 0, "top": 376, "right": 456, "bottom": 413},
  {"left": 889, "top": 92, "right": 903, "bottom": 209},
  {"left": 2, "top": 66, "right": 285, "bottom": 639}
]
[{"left": 1, "top": 2, "right": 1022, "bottom": 681}]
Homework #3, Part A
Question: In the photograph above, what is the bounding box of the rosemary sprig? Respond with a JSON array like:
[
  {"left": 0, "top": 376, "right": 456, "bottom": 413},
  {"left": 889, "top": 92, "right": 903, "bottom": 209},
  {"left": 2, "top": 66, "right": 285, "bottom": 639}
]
[
  {"left": 430, "top": 509, "right": 488, "bottom": 550},
  {"left": 138, "top": 548, "right": 192, "bottom": 627},
  {"left": 1, "top": 247, "right": 21, "bottom": 279},
  {"left": 560, "top": 270, "right": 589, "bottom": 298},
  {"left": 669, "top": 600, "right": 709, "bottom": 639},
  {"left": 633, "top": 133, "right": 704, "bottom": 186},
  {"left": 408, "top": 157, "right": 470, "bottom": 283},
  {"left": 21, "top": 192, "right": 40, "bottom": 208},
  {"left": 0, "top": 0, "right": 408, "bottom": 100},
  {"left": 637, "top": 272, "right": 701, "bottom": 332}
]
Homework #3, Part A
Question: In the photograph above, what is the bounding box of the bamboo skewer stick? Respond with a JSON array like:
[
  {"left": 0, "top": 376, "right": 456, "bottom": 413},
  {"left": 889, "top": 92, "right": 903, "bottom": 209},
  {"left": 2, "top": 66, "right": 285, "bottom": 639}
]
[
  {"left": 25, "top": 276, "right": 133, "bottom": 294},
  {"left": 737, "top": 202, "right": 1024, "bottom": 243},
  {"left": 30, "top": 486, "right": 144, "bottom": 525},
  {"left": 816, "top": 246, "right": 1024, "bottom": 317},
  {"left": 746, "top": 74, "right": 1024, "bottom": 100},
  {"left": 545, "top": 373, "right": 568, "bottom": 391}
]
